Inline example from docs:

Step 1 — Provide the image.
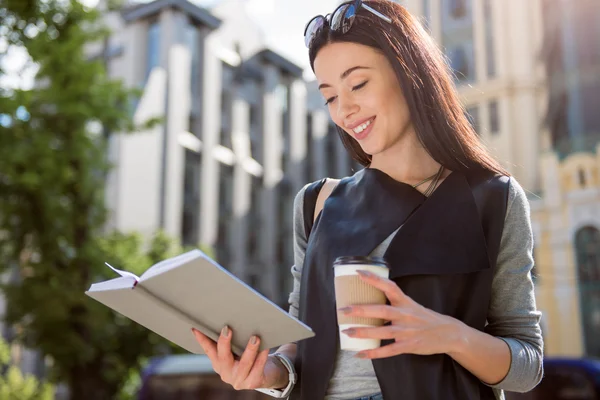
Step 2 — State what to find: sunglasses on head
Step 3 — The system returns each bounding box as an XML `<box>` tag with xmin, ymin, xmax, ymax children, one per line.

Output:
<box><xmin>303</xmin><ymin>0</ymin><xmax>392</xmax><ymax>48</ymax></box>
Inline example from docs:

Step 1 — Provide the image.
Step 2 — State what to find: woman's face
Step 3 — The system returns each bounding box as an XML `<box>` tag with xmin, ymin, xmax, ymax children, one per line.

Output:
<box><xmin>313</xmin><ymin>41</ymin><xmax>413</xmax><ymax>157</ymax></box>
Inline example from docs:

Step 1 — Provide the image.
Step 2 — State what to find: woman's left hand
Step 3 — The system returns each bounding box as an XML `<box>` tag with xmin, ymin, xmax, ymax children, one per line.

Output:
<box><xmin>339</xmin><ymin>270</ymin><xmax>464</xmax><ymax>360</ymax></box>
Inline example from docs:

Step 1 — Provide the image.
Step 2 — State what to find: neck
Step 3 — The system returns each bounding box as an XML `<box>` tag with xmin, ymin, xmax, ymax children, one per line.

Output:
<box><xmin>368</xmin><ymin>127</ymin><xmax>442</xmax><ymax>185</ymax></box>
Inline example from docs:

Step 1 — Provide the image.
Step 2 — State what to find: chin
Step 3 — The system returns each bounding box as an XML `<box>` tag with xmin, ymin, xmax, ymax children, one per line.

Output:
<box><xmin>357</xmin><ymin>142</ymin><xmax>383</xmax><ymax>158</ymax></box>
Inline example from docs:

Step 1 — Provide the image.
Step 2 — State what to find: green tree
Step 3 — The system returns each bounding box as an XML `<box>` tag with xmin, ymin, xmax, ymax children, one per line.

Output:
<box><xmin>0</xmin><ymin>337</ymin><xmax>54</xmax><ymax>400</ymax></box>
<box><xmin>0</xmin><ymin>1</ymin><xmax>185</xmax><ymax>399</ymax></box>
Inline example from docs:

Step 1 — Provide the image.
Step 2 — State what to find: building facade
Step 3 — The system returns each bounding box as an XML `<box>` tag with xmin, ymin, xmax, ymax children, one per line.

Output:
<box><xmin>403</xmin><ymin>0</ymin><xmax>547</xmax><ymax>192</ymax></box>
<box><xmin>99</xmin><ymin>0</ymin><xmax>354</xmax><ymax>309</ymax></box>
<box><xmin>528</xmin><ymin>0</ymin><xmax>600</xmax><ymax>358</ymax></box>
<box><xmin>532</xmin><ymin>149</ymin><xmax>600</xmax><ymax>358</ymax></box>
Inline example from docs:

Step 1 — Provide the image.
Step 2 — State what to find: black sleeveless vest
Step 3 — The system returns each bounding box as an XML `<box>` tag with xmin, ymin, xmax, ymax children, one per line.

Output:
<box><xmin>292</xmin><ymin>168</ymin><xmax>510</xmax><ymax>400</ymax></box>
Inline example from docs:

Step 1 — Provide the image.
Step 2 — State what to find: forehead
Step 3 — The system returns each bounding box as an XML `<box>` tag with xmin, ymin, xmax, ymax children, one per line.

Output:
<box><xmin>313</xmin><ymin>42</ymin><xmax>382</xmax><ymax>82</ymax></box>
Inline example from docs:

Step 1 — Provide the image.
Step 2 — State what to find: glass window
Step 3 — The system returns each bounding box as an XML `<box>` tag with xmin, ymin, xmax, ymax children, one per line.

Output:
<box><xmin>422</xmin><ymin>0</ymin><xmax>431</xmax><ymax>30</ymax></box>
<box><xmin>276</xmin><ymin>83</ymin><xmax>289</xmax><ymax>114</ymax></box>
<box><xmin>581</xmin><ymin>81</ymin><xmax>600</xmax><ymax>136</ymax></box>
<box><xmin>575</xmin><ymin>227</ymin><xmax>600</xmax><ymax>358</ymax></box>
<box><xmin>246</xmin><ymin>80</ymin><xmax>263</xmax><ymax>165</ymax></box>
<box><xmin>578</xmin><ymin>168</ymin><xmax>587</xmax><ymax>187</ymax></box>
<box><xmin>186</xmin><ymin>22</ymin><xmax>200</xmax><ymax>96</ymax></box>
<box><xmin>306</xmin><ymin>114</ymin><xmax>314</xmax><ymax>181</ymax></box>
<box><xmin>442</xmin><ymin>0</ymin><xmax>475</xmax><ymax>83</ymax></box>
<box><xmin>466</xmin><ymin>106</ymin><xmax>480</xmax><ymax>134</ymax></box>
<box><xmin>181</xmin><ymin>150</ymin><xmax>201</xmax><ymax>247</ymax></box>
<box><xmin>484</xmin><ymin>0</ymin><xmax>496</xmax><ymax>78</ymax></box>
<box><xmin>146</xmin><ymin>21</ymin><xmax>160</xmax><ymax>80</ymax></box>
<box><xmin>247</xmin><ymin>176</ymin><xmax>262</xmax><ymax>280</ymax></box>
<box><xmin>448</xmin><ymin>46</ymin><xmax>473</xmax><ymax>82</ymax></box>
<box><xmin>220</xmin><ymin>64</ymin><xmax>234</xmax><ymax>149</ymax></box>
<box><xmin>450</xmin><ymin>0</ymin><xmax>467</xmax><ymax>19</ymax></box>
<box><xmin>216</xmin><ymin>165</ymin><xmax>234</xmax><ymax>268</ymax></box>
<box><xmin>189</xmin><ymin>114</ymin><xmax>201</xmax><ymax>139</ymax></box>
<box><xmin>489</xmin><ymin>100</ymin><xmax>500</xmax><ymax>134</ymax></box>
<box><xmin>277</xmin><ymin>83</ymin><xmax>290</xmax><ymax>170</ymax></box>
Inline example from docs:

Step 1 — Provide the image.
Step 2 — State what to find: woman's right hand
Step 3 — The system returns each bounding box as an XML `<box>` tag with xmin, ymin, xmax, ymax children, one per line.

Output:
<box><xmin>192</xmin><ymin>326</ymin><xmax>286</xmax><ymax>391</ymax></box>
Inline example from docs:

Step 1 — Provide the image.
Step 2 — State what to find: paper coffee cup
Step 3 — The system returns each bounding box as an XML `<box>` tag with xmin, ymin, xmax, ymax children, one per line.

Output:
<box><xmin>333</xmin><ymin>256</ymin><xmax>389</xmax><ymax>351</ymax></box>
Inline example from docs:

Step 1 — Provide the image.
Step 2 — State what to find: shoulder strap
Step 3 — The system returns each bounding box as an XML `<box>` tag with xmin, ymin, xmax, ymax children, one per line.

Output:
<box><xmin>302</xmin><ymin>179</ymin><xmax>327</xmax><ymax>239</ymax></box>
<box><xmin>302</xmin><ymin>178</ymin><xmax>340</xmax><ymax>239</ymax></box>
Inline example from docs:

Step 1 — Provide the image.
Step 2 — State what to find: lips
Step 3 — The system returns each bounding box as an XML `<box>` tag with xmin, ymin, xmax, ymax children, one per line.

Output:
<box><xmin>351</xmin><ymin>117</ymin><xmax>375</xmax><ymax>141</ymax></box>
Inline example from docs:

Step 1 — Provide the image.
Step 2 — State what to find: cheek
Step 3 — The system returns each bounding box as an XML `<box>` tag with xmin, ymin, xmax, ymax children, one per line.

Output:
<box><xmin>327</xmin><ymin>105</ymin><xmax>345</xmax><ymax>130</ymax></box>
<box><xmin>385</xmin><ymin>90</ymin><xmax>410</xmax><ymax>123</ymax></box>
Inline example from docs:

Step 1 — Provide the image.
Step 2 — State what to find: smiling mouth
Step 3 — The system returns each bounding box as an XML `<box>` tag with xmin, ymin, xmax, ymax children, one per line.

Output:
<box><xmin>352</xmin><ymin>118</ymin><xmax>375</xmax><ymax>135</ymax></box>
<box><xmin>351</xmin><ymin>117</ymin><xmax>375</xmax><ymax>140</ymax></box>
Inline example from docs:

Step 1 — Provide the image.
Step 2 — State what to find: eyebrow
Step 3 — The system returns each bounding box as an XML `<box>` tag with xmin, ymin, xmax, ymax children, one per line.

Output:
<box><xmin>318</xmin><ymin>66</ymin><xmax>372</xmax><ymax>90</ymax></box>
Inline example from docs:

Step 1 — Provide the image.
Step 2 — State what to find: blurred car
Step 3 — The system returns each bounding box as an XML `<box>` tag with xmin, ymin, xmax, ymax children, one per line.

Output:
<box><xmin>138</xmin><ymin>354</ymin><xmax>600</xmax><ymax>400</ymax></box>
<box><xmin>137</xmin><ymin>354</ymin><xmax>271</xmax><ymax>400</ymax></box>
<box><xmin>506</xmin><ymin>357</ymin><xmax>600</xmax><ymax>400</ymax></box>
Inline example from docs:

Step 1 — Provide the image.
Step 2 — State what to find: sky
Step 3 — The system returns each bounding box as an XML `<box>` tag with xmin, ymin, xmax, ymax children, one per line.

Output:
<box><xmin>1</xmin><ymin>0</ymin><xmax>340</xmax><ymax>90</ymax></box>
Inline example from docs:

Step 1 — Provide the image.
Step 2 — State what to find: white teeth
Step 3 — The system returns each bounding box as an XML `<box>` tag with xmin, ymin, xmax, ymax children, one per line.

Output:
<box><xmin>353</xmin><ymin>119</ymin><xmax>372</xmax><ymax>134</ymax></box>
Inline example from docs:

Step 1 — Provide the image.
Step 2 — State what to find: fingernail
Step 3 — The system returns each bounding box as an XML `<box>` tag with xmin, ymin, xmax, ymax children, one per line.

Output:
<box><xmin>338</xmin><ymin>307</ymin><xmax>352</xmax><ymax>314</ymax></box>
<box><xmin>251</xmin><ymin>335</ymin><xmax>258</xmax><ymax>345</ymax></box>
<box><xmin>221</xmin><ymin>325</ymin><xmax>230</xmax><ymax>337</ymax></box>
<box><xmin>342</xmin><ymin>328</ymin><xmax>355</xmax><ymax>336</ymax></box>
<box><xmin>357</xmin><ymin>270</ymin><xmax>373</xmax><ymax>278</ymax></box>
<box><xmin>191</xmin><ymin>328</ymin><xmax>197</xmax><ymax>334</ymax></box>
<box><xmin>355</xmin><ymin>352</ymin><xmax>367</xmax><ymax>359</ymax></box>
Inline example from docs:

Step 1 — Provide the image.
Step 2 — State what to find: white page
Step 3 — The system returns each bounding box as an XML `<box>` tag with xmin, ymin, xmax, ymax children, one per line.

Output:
<box><xmin>105</xmin><ymin>262</ymin><xmax>139</xmax><ymax>281</ymax></box>
<box><xmin>88</xmin><ymin>276</ymin><xmax>137</xmax><ymax>292</ymax></box>
<box><xmin>139</xmin><ymin>249</ymin><xmax>204</xmax><ymax>282</ymax></box>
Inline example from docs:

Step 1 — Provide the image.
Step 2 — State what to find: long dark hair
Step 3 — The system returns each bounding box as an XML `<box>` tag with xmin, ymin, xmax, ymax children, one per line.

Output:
<box><xmin>309</xmin><ymin>0</ymin><xmax>509</xmax><ymax>176</ymax></box>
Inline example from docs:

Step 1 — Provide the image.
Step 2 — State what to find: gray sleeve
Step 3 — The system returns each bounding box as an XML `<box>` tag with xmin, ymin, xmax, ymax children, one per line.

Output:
<box><xmin>484</xmin><ymin>178</ymin><xmax>544</xmax><ymax>393</ymax></box>
<box><xmin>288</xmin><ymin>184</ymin><xmax>310</xmax><ymax>319</ymax></box>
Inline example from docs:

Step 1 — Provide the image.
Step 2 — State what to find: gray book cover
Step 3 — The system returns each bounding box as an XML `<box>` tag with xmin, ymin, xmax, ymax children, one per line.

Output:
<box><xmin>85</xmin><ymin>250</ymin><xmax>314</xmax><ymax>356</ymax></box>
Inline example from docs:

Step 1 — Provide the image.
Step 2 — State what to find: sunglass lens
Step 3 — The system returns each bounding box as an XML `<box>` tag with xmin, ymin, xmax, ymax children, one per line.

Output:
<box><xmin>304</xmin><ymin>16</ymin><xmax>325</xmax><ymax>47</ymax></box>
<box><xmin>331</xmin><ymin>4</ymin><xmax>356</xmax><ymax>34</ymax></box>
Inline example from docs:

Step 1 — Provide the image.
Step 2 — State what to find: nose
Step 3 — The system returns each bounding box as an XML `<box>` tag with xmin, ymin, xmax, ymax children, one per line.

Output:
<box><xmin>335</xmin><ymin>93</ymin><xmax>359</xmax><ymax>123</ymax></box>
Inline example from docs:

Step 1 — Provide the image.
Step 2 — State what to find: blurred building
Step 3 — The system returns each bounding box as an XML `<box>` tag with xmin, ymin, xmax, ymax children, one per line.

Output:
<box><xmin>96</xmin><ymin>0</ymin><xmax>355</xmax><ymax>308</ymax></box>
<box><xmin>403</xmin><ymin>0</ymin><xmax>546</xmax><ymax>192</ymax></box>
<box><xmin>528</xmin><ymin>0</ymin><xmax>600</xmax><ymax>359</ymax></box>
<box><xmin>533</xmin><ymin>149</ymin><xmax>600</xmax><ymax>358</ymax></box>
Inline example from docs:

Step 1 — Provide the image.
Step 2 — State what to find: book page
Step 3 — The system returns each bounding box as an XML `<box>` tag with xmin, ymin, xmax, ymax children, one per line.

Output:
<box><xmin>140</xmin><ymin>249</ymin><xmax>205</xmax><ymax>282</ymax></box>
<box><xmin>105</xmin><ymin>262</ymin><xmax>139</xmax><ymax>281</ymax></box>
<box><xmin>88</xmin><ymin>277</ymin><xmax>137</xmax><ymax>292</ymax></box>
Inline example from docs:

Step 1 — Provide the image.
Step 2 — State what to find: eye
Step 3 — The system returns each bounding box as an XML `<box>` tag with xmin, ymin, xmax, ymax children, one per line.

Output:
<box><xmin>352</xmin><ymin>81</ymin><xmax>368</xmax><ymax>91</ymax></box>
<box><xmin>324</xmin><ymin>96</ymin><xmax>337</xmax><ymax>105</ymax></box>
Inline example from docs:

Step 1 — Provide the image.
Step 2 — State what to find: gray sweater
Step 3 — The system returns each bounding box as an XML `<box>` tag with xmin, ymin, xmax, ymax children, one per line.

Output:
<box><xmin>288</xmin><ymin>177</ymin><xmax>544</xmax><ymax>400</ymax></box>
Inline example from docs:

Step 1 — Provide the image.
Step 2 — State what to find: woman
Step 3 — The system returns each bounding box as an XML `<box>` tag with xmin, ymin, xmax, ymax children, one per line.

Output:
<box><xmin>192</xmin><ymin>1</ymin><xmax>544</xmax><ymax>399</ymax></box>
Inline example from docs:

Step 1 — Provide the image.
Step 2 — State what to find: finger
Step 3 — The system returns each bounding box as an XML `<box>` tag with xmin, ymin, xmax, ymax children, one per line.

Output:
<box><xmin>339</xmin><ymin>304</ymin><xmax>402</xmax><ymax>321</ymax></box>
<box><xmin>192</xmin><ymin>328</ymin><xmax>219</xmax><ymax>364</ymax></box>
<box><xmin>355</xmin><ymin>340</ymin><xmax>408</xmax><ymax>360</ymax></box>
<box><xmin>356</xmin><ymin>270</ymin><xmax>409</xmax><ymax>305</ymax></box>
<box><xmin>217</xmin><ymin>326</ymin><xmax>235</xmax><ymax>379</ymax></box>
<box><xmin>342</xmin><ymin>325</ymin><xmax>401</xmax><ymax>340</ymax></box>
<box><xmin>245</xmin><ymin>349</ymin><xmax>270</xmax><ymax>389</ymax></box>
<box><xmin>232</xmin><ymin>336</ymin><xmax>261</xmax><ymax>389</ymax></box>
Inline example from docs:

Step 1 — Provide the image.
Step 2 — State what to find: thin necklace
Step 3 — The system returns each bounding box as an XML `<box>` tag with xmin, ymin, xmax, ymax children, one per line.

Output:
<box><xmin>423</xmin><ymin>165</ymin><xmax>445</xmax><ymax>197</ymax></box>
<box><xmin>412</xmin><ymin>166</ymin><xmax>443</xmax><ymax>189</ymax></box>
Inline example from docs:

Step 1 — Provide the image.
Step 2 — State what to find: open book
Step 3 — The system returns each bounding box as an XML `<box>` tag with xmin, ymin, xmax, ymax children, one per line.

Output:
<box><xmin>85</xmin><ymin>249</ymin><xmax>314</xmax><ymax>356</ymax></box>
